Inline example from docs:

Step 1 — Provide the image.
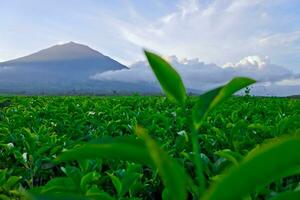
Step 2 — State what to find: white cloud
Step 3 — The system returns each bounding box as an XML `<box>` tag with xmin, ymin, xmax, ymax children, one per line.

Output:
<box><xmin>91</xmin><ymin>61</ymin><xmax>156</xmax><ymax>84</ymax></box>
<box><xmin>114</xmin><ymin>0</ymin><xmax>300</xmax><ymax>73</ymax></box>
<box><xmin>91</xmin><ymin>54</ymin><xmax>298</xmax><ymax>95</ymax></box>
<box><xmin>223</xmin><ymin>56</ymin><xmax>293</xmax><ymax>82</ymax></box>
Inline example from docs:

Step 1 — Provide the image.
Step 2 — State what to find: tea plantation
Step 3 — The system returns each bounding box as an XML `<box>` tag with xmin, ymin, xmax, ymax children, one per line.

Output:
<box><xmin>0</xmin><ymin>96</ymin><xmax>299</xmax><ymax>199</ymax></box>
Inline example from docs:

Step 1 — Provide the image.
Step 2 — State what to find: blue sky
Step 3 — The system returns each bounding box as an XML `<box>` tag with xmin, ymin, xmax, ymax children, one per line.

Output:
<box><xmin>1</xmin><ymin>0</ymin><xmax>300</xmax><ymax>74</ymax></box>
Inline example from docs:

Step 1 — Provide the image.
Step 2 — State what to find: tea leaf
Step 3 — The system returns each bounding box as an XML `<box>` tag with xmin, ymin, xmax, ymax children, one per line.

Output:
<box><xmin>136</xmin><ymin>125</ymin><xmax>188</xmax><ymax>200</ymax></box>
<box><xmin>41</xmin><ymin>177</ymin><xmax>76</xmax><ymax>194</ymax></box>
<box><xmin>268</xmin><ymin>190</ymin><xmax>300</xmax><ymax>200</ymax></box>
<box><xmin>193</xmin><ymin>77</ymin><xmax>256</xmax><ymax>128</ymax></box>
<box><xmin>144</xmin><ymin>50</ymin><xmax>187</xmax><ymax>105</ymax></box>
<box><xmin>108</xmin><ymin>173</ymin><xmax>122</xmax><ymax>196</ymax></box>
<box><xmin>55</xmin><ymin>137</ymin><xmax>153</xmax><ymax>166</ymax></box>
<box><xmin>4</xmin><ymin>176</ymin><xmax>21</xmax><ymax>189</ymax></box>
<box><xmin>86</xmin><ymin>187</ymin><xmax>116</xmax><ymax>200</ymax></box>
<box><xmin>28</xmin><ymin>193</ymin><xmax>90</xmax><ymax>200</ymax></box>
<box><xmin>203</xmin><ymin>136</ymin><xmax>300</xmax><ymax>200</ymax></box>
<box><xmin>80</xmin><ymin>171</ymin><xmax>100</xmax><ymax>192</ymax></box>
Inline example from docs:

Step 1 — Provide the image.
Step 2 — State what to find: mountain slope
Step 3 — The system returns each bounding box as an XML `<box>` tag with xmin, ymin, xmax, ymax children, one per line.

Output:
<box><xmin>0</xmin><ymin>42</ymin><xmax>126</xmax><ymax>70</ymax></box>
<box><xmin>0</xmin><ymin>42</ymin><xmax>127</xmax><ymax>83</ymax></box>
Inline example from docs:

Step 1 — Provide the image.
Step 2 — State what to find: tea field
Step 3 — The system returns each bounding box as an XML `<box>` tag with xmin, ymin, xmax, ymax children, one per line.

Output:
<box><xmin>0</xmin><ymin>96</ymin><xmax>300</xmax><ymax>199</ymax></box>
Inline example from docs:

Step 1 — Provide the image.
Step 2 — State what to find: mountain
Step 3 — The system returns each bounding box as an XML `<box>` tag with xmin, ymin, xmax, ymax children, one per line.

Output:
<box><xmin>1</xmin><ymin>42</ymin><xmax>126</xmax><ymax>71</ymax></box>
<box><xmin>0</xmin><ymin>42</ymin><xmax>151</xmax><ymax>94</ymax></box>
<box><xmin>0</xmin><ymin>42</ymin><xmax>127</xmax><ymax>82</ymax></box>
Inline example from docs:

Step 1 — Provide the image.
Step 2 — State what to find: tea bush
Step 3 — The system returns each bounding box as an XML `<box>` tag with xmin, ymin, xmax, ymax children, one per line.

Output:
<box><xmin>0</xmin><ymin>51</ymin><xmax>299</xmax><ymax>200</ymax></box>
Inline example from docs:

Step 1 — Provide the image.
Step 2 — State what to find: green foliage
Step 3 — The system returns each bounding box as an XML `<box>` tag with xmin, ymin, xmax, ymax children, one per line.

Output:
<box><xmin>1</xmin><ymin>95</ymin><xmax>299</xmax><ymax>199</ymax></box>
<box><xmin>135</xmin><ymin>125</ymin><xmax>189</xmax><ymax>200</ymax></box>
<box><xmin>0</xmin><ymin>169</ymin><xmax>22</xmax><ymax>199</ymax></box>
<box><xmin>41</xmin><ymin>177</ymin><xmax>77</xmax><ymax>193</ymax></box>
<box><xmin>27</xmin><ymin>193</ymin><xmax>92</xmax><ymax>200</ymax></box>
<box><xmin>203</xmin><ymin>136</ymin><xmax>300</xmax><ymax>200</ymax></box>
<box><xmin>53</xmin><ymin>127</ymin><xmax>190</xmax><ymax>200</ymax></box>
<box><xmin>0</xmin><ymin>50</ymin><xmax>299</xmax><ymax>200</ymax></box>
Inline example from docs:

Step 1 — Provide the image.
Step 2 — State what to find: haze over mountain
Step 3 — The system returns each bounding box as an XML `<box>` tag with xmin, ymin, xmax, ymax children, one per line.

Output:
<box><xmin>0</xmin><ymin>42</ymin><xmax>160</xmax><ymax>94</ymax></box>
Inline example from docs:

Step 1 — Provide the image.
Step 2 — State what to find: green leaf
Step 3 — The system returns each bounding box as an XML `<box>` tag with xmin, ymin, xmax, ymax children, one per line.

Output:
<box><xmin>268</xmin><ymin>190</ymin><xmax>300</xmax><ymax>200</ymax></box>
<box><xmin>60</xmin><ymin>166</ymin><xmax>81</xmax><ymax>189</ymax></box>
<box><xmin>144</xmin><ymin>50</ymin><xmax>187</xmax><ymax>105</ymax></box>
<box><xmin>78</xmin><ymin>160</ymin><xmax>90</xmax><ymax>173</ymax></box>
<box><xmin>279</xmin><ymin>165</ymin><xmax>300</xmax><ymax>178</ymax></box>
<box><xmin>192</xmin><ymin>87</ymin><xmax>222</xmax><ymax>126</ymax></box>
<box><xmin>0</xmin><ymin>169</ymin><xmax>8</xmax><ymax>186</ymax></box>
<box><xmin>108</xmin><ymin>173</ymin><xmax>122</xmax><ymax>196</ymax></box>
<box><xmin>119</xmin><ymin>164</ymin><xmax>142</xmax><ymax>197</ymax></box>
<box><xmin>135</xmin><ymin>125</ymin><xmax>188</xmax><ymax>200</ymax></box>
<box><xmin>4</xmin><ymin>176</ymin><xmax>21</xmax><ymax>189</ymax></box>
<box><xmin>203</xmin><ymin>136</ymin><xmax>300</xmax><ymax>200</ymax></box>
<box><xmin>55</xmin><ymin>137</ymin><xmax>154</xmax><ymax>166</ymax></box>
<box><xmin>80</xmin><ymin>171</ymin><xmax>100</xmax><ymax>192</ymax></box>
<box><xmin>162</xmin><ymin>188</ymin><xmax>170</xmax><ymax>200</ymax></box>
<box><xmin>56</xmin><ymin>132</ymin><xmax>188</xmax><ymax>200</ymax></box>
<box><xmin>0</xmin><ymin>194</ymin><xmax>10</xmax><ymax>200</ymax></box>
<box><xmin>193</xmin><ymin>77</ymin><xmax>256</xmax><ymax>128</ymax></box>
<box><xmin>119</xmin><ymin>172</ymin><xmax>140</xmax><ymax>197</ymax></box>
<box><xmin>27</xmin><ymin>193</ymin><xmax>90</xmax><ymax>200</ymax></box>
<box><xmin>86</xmin><ymin>187</ymin><xmax>116</xmax><ymax>200</ymax></box>
<box><xmin>41</xmin><ymin>177</ymin><xmax>76</xmax><ymax>194</ymax></box>
<box><xmin>214</xmin><ymin>149</ymin><xmax>243</xmax><ymax>166</ymax></box>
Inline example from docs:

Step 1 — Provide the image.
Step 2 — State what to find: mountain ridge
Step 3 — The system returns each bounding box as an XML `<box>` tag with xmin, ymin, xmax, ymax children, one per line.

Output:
<box><xmin>0</xmin><ymin>42</ymin><xmax>127</xmax><ymax>84</ymax></box>
<box><xmin>0</xmin><ymin>42</ymin><xmax>127</xmax><ymax>69</ymax></box>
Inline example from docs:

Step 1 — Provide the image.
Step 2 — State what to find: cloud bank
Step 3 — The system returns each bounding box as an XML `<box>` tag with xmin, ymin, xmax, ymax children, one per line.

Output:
<box><xmin>91</xmin><ymin>54</ymin><xmax>300</xmax><ymax>96</ymax></box>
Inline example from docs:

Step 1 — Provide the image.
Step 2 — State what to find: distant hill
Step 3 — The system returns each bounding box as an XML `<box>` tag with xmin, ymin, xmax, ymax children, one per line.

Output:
<box><xmin>0</xmin><ymin>42</ymin><xmax>153</xmax><ymax>94</ymax></box>
<box><xmin>0</xmin><ymin>42</ymin><xmax>127</xmax><ymax>82</ymax></box>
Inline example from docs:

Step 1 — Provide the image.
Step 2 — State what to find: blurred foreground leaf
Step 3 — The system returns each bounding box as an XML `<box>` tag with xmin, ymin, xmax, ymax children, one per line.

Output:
<box><xmin>145</xmin><ymin>50</ymin><xmax>187</xmax><ymax>105</ymax></box>
<box><xmin>135</xmin><ymin>125</ymin><xmax>189</xmax><ymax>200</ymax></box>
<box><xmin>203</xmin><ymin>136</ymin><xmax>300</xmax><ymax>200</ymax></box>
<box><xmin>55</xmin><ymin>137</ymin><xmax>153</xmax><ymax>166</ymax></box>
<box><xmin>193</xmin><ymin>77</ymin><xmax>256</xmax><ymax>128</ymax></box>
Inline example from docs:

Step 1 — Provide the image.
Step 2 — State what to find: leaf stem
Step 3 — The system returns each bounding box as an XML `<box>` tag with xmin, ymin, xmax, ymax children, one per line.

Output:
<box><xmin>191</xmin><ymin>123</ymin><xmax>206</xmax><ymax>196</ymax></box>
